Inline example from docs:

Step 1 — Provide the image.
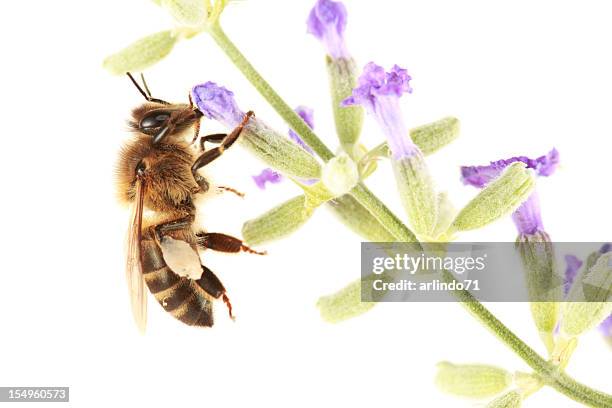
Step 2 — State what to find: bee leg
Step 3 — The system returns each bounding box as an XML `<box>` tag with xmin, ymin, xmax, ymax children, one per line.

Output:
<box><xmin>198</xmin><ymin>133</ymin><xmax>226</xmax><ymax>151</ymax></box>
<box><xmin>150</xmin><ymin>215</ymin><xmax>195</xmax><ymax>245</ymax></box>
<box><xmin>194</xmin><ymin>175</ymin><xmax>210</xmax><ymax>193</ymax></box>
<box><xmin>196</xmin><ymin>232</ymin><xmax>267</xmax><ymax>255</ymax></box>
<box><xmin>215</xmin><ymin>186</ymin><xmax>245</xmax><ymax>198</ymax></box>
<box><xmin>196</xmin><ymin>265</ymin><xmax>235</xmax><ymax>320</ymax></box>
<box><xmin>191</xmin><ymin>111</ymin><xmax>254</xmax><ymax>174</ymax></box>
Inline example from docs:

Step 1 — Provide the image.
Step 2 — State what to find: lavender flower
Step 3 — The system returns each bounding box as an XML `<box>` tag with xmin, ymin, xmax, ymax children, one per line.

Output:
<box><xmin>462</xmin><ymin>150</ymin><xmax>559</xmax><ymax>353</ymax></box>
<box><xmin>191</xmin><ymin>82</ymin><xmax>322</xmax><ymax>180</ymax></box>
<box><xmin>289</xmin><ymin>106</ymin><xmax>315</xmax><ymax>154</ymax></box>
<box><xmin>252</xmin><ymin>168</ymin><xmax>283</xmax><ymax>190</ymax></box>
<box><xmin>460</xmin><ymin>149</ymin><xmax>559</xmax><ymax>236</ymax></box>
<box><xmin>306</xmin><ymin>0</ymin><xmax>349</xmax><ymax>59</ymax></box>
<box><xmin>343</xmin><ymin>63</ymin><xmax>416</xmax><ymax>160</ymax></box>
<box><xmin>191</xmin><ymin>81</ymin><xmax>244</xmax><ymax>127</ymax></box>
<box><xmin>461</xmin><ymin>149</ymin><xmax>559</xmax><ymax>188</ymax></box>
<box><xmin>564</xmin><ymin>255</ymin><xmax>583</xmax><ymax>296</ymax></box>
<box><xmin>600</xmin><ymin>315</ymin><xmax>612</xmax><ymax>346</ymax></box>
<box><xmin>343</xmin><ymin>62</ymin><xmax>437</xmax><ymax>237</ymax></box>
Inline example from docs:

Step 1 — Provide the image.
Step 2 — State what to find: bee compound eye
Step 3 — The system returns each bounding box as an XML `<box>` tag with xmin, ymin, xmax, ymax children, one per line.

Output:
<box><xmin>139</xmin><ymin>111</ymin><xmax>171</xmax><ymax>130</ymax></box>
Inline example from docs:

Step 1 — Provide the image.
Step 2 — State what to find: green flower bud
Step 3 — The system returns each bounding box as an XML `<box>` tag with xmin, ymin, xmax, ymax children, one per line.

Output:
<box><xmin>241</xmin><ymin>195</ymin><xmax>312</xmax><ymax>245</ymax></box>
<box><xmin>451</xmin><ymin>162</ymin><xmax>535</xmax><ymax>232</ymax></box>
<box><xmin>392</xmin><ymin>152</ymin><xmax>438</xmax><ymax>238</ymax></box>
<box><xmin>516</xmin><ymin>232</ymin><xmax>563</xmax><ymax>354</ymax></box>
<box><xmin>103</xmin><ymin>30</ymin><xmax>179</xmax><ymax>75</ymax></box>
<box><xmin>326</xmin><ymin>57</ymin><xmax>364</xmax><ymax>154</ymax></box>
<box><xmin>431</xmin><ymin>192</ymin><xmax>457</xmax><ymax>241</ymax></box>
<box><xmin>326</xmin><ymin>195</ymin><xmax>396</xmax><ymax>242</ymax></box>
<box><xmin>317</xmin><ymin>279</ymin><xmax>375</xmax><ymax>323</ymax></box>
<box><xmin>410</xmin><ymin>117</ymin><xmax>460</xmax><ymax>156</ymax></box>
<box><xmin>513</xmin><ymin>372</ymin><xmax>543</xmax><ymax>397</ymax></box>
<box><xmin>241</xmin><ymin>121</ymin><xmax>322</xmax><ymax>180</ymax></box>
<box><xmin>360</xmin><ymin>116</ymin><xmax>460</xmax><ymax>168</ymax></box>
<box><xmin>486</xmin><ymin>391</ymin><xmax>522</xmax><ymax>408</ymax></box>
<box><xmin>161</xmin><ymin>0</ymin><xmax>207</xmax><ymax>27</ymax></box>
<box><xmin>321</xmin><ymin>153</ymin><xmax>359</xmax><ymax>197</ymax></box>
<box><xmin>561</xmin><ymin>252</ymin><xmax>612</xmax><ymax>337</ymax></box>
<box><xmin>435</xmin><ymin>362</ymin><xmax>512</xmax><ymax>398</ymax></box>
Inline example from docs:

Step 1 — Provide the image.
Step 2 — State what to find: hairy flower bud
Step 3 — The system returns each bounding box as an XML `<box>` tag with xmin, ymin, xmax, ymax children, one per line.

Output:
<box><xmin>327</xmin><ymin>195</ymin><xmax>395</xmax><ymax>242</ymax></box>
<box><xmin>452</xmin><ymin>163</ymin><xmax>535</xmax><ymax>232</ymax></box>
<box><xmin>161</xmin><ymin>0</ymin><xmax>207</xmax><ymax>27</ymax></box>
<box><xmin>561</xmin><ymin>252</ymin><xmax>612</xmax><ymax>337</ymax></box>
<box><xmin>103</xmin><ymin>31</ymin><xmax>179</xmax><ymax>75</ymax></box>
<box><xmin>410</xmin><ymin>117</ymin><xmax>460</xmax><ymax>156</ymax></box>
<box><xmin>241</xmin><ymin>196</ymin><xmax>312</xmax><ymax>245</ymax></box>
<box><xmin>321</xmin><ymin>153</ymin><xmax>359</xmax><ymax>197</ymax></box>
<box><xmin>486</xmin><ymin>391</ymin><xmax>522</xmax><ymax>408</ymax></box>
<box><xmin>317</xmin><ymin>280</ymin><xmax>375</xmax><ymax>323</ymax></box>
<box><xmin>516</xmin><ymin>232</ymin><xmax>563</xmax><ymax>354</ymax></box>
<box><xmin>327</xmin><ymin>57</ymin><xmax>364</xmax><ymax>153</ymax></box>
<box><xmin>435</xmin><ymin>362</ymin><xmax>512</xmax><ymax>398</ymax></box>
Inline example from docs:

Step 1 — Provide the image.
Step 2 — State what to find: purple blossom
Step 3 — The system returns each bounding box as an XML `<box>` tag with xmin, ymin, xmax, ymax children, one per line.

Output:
<box><xmin>599</xmin><ymin>315</ymin><xmax>612</xmax><ymax>345</ymax></box>
<box><xmin>460</xmin><ymin>149</ymin><xmax>559</xmax><ymax>235</ymax></box>
<box><xmin>288</xmin><ymin>106</ymin><xmax>315</xmax><ymax>154</ymax></box>
<box><xmin>342</xmin><ymin>62</ymin><xmax>416</xmax><ymax>160</ymax></box>
<box><xmin>461</xmin><ymin>149</ymin><xmax>560</xmax><ymax>188</ymax></box>
<box><xmin>511</xmin><ymin>193</ymin><xmax>544</xmax><ymax>236</ymax></box>
<box><xmin>563</xmin><ymin>254</ymin><xmax>583</xmax><ymax>295</ymax></box>
<box><xmin>252</xmin><ymin>168</ymin><xmax>283</xmax><ymax>190</ymax></box>
<box><xmin>191</xmin><ymin>82</ymin><xmax>244</xmax><ymax>126</ymax></box>
<box><xmin>307</xmin><ymin>0</ymin><xmax>349</xmax><ymax>59</ymax></box>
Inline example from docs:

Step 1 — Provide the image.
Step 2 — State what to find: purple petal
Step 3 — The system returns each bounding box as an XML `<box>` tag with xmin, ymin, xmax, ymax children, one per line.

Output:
<box><xmin>191</xmin><ymin>82</ymin><xmax>244</xmax><ymax>126</ymax></box>
<box><xmin>252</xmin><ymin>168</ymin><xmax>283</xmax><ymax>190</ymax></box>
<box><xmin>600</xmin><ymin>243</ymin><xmax>612</xmax><ymax>254</ymax></box>
<box><xmin>288</xmin><ymin>106</ymin><xmax>315</xmax><ymax>154</ymax></box>
<box><xmin>342</xmin><ymin>62</ymin><xmax>413</xmax><ymax>111</ymax></box>
<box><xmin>599</xmin><ymin>314</ymin><xmax>612</xmax><ymax>345</ymax></box>
<box><xmin>511</xmin><ymin>193</ymin><xmax>544</xmax><ymax>235</ymax></box>
<box><xmin>460</xmin><ymin>148</ymin><xmax>560</xmax><ymax>188</ymax></box>
<box><xmin>307</xmin><ymin>0</ymin><xmax>349</xmax><ymax>58</ymax></box>
<box><xmin>563</xmin><ymin>254</ymin><xmax>583</xmax><ymax>296</ymax></box>
<box><xmin>342</xmin><ymin>62</ymin><xmax>416</xmax><ymax>160</ymax></box>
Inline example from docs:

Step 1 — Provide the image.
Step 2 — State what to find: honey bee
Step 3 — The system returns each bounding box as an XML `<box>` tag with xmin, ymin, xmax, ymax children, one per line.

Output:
<box><xmin>116</xmin><ymin>73</ymin><xmax>264</xmax><ymax>332</ymax></box>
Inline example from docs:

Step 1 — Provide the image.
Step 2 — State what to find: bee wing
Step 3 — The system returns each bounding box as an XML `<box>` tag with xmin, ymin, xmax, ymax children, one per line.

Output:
<box><xmin>126</xmin><ymin>177</ymin><xmax>147</xmax><ymax>333</ymax></box>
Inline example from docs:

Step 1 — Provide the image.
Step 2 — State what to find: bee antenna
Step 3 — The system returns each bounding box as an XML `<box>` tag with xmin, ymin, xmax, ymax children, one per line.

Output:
<box><xmin>126</xmin><ymin>72</ymin><xmax>150</xmax><ymax>101</ymax></box>
<box><xmin>126</xmin><ymin>72</ymin><xmax>171</xmax><ymax>105</ymax></box>
<box><xmin>140</xmin><ymin>73</ymin><xmax>153</xmax><ymax>99</ymax></box>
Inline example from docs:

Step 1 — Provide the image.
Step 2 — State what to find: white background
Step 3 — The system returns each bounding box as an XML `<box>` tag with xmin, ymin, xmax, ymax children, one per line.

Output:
<box><xmin>1</xmin><ymin>0</ymin><xmax>611</xmax><ymax>407</ymax></box>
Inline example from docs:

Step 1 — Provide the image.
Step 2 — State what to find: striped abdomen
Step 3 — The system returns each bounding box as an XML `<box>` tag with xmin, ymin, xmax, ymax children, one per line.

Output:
<box><xmin>140</xmin><ymin>238</ymin><xmax>214</xmax><ymax>327</ymax></box>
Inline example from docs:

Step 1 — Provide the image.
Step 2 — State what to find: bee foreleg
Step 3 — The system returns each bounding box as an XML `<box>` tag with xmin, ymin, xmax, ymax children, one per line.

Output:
<box><xmin>196</xmin><ymin>232</ymin><xmax>266</xmax><ymax>255</ymax></box>
<box><xmin>190</xmin><ymin>111</ymin><xmax>254</xmax><ymax>174</ymax></box>
<box><xmin>198</xmin><ymin>133</ymin><xmax>227</xmax><ymax>151</ymax></box>
<box><xmin>196</xmin><ymin>265</ymin><xmax>235</xmax><ymax>320</ymax></box>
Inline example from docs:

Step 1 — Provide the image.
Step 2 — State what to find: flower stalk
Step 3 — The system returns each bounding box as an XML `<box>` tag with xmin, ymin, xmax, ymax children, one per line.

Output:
<box><xmin>207</xmin><ymin>24</ymin><xmax>612</xmax><ymax>405</ymax></box>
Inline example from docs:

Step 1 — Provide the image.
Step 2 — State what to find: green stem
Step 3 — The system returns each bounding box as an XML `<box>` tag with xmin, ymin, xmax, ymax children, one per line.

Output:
<box><xmin>208</xmin><ymin>23</ymin><xmax>334</xmax><ymax>162</ymax></box>
<box><xmin>444</xmin><ymin>270</ymin><xmax>612</xmax><ymax>408</ymax></box>
<box><xmin>349</xmin><ymin>183</ymin><xmax>417</xmax><ymax>242</ymax></box>
<box><xmin>208</xmin><ymin>21</ymin><xmax>612</xmax><ymax>407</ymax></box>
